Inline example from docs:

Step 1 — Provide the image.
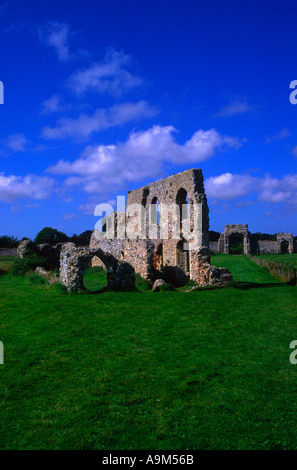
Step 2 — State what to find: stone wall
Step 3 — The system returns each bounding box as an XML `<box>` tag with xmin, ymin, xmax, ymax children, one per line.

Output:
<box><xmin>60</xmin><ymin>242</ymin><xmax>135</xmax><ymax>291</ymax></box>
<box><xmin>209</xmin><ymin>241</ymin><xmax>219</xmax><ymax>254</ymax></box>
<box><xmin>90</xmin><ymin>168</ymin><xmax>232</xmax><ymax>288</ymax></box>
<box><xmin>17</xmin><ymin>239</ymin><xmax>60</xmax><ymax>269</ymax></box>
<box><xmin>219</xmin><ymin>224</ymin><xmax>250</xmax><ymax>254</ymax></box>
<box><xmin>252</xmin><ymin>240</ymin><xmax>278</xmax><ymax>254</ymax></box>
<box><xmin>214</xmin><ymin>226</ymin><xmax>295</xmax><ymax>255</ymax></box>
<box><xmin>0</xmin><ymin>248</ymin><xmax>17</xmax><ymax>257</ymax></box>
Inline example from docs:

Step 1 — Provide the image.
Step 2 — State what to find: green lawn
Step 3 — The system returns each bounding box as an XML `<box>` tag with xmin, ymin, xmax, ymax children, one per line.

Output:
<box><xmin>249</xmin><ymin>253</ymin><xmax>297</xmax><ymax>270</ymax></box>
<box><xmin>0</xmin><ymin>256</ymin><xmax>297</xmax><ymax>450</ymax></box>
<box><xmin>0</xmin><ymin>256</ymin><xmax>17</xmax><ymax>273</ymax></box>
<box><xmin>210</xmin><ymin>254</ymin><xmax>282</xmax><ymax>283</ymax></box>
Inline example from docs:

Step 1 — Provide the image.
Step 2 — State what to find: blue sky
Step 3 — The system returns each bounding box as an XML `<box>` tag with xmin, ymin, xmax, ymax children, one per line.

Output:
<box><xmin>1</xmin><ymin>0</ymin><xmax>297</xmax><ymax>239</ymax></box>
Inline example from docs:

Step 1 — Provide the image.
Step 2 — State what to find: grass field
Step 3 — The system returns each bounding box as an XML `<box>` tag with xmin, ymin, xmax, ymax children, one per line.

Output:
<box><xmin>0</xmin><ymin>255</ymin><xmax>297</xmax><ymax>450</ymax></box>
<box><xmin>0</xmin><ymin>256</ymin><xmax>17</xmax><ymax>274</ymax></box>
<box><xmin>250</xmin><ymin>253</ymin><xmax>297</xmax><ymax>270</ymax></box>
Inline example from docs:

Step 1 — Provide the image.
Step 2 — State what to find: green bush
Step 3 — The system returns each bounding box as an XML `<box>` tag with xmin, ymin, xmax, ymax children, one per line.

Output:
<box><xmin>158</xmin><ymin>283</ymin><xmax>176</xmax><ymax>292</ymax></box>
<box><xmin>135</xmin><ymin>273</ymin><xmax>151</xmax><ymax>291</ymax></box>
<box><xmin>52</xmin><ymin>283</ymin><xmax>68</xmax><ymax>294</ymax></box>
<box><xmin>12</xmin><ymin>253</ymin><xmax>48</xmax><ymax>276</ymax></box>
<box><xmin>27</xmin><ymin>273</ymin><xmax>48</xmax><ymax>286</ymax></box>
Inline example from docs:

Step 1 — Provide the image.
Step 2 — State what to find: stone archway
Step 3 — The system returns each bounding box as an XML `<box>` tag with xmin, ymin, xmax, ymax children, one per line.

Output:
<box><xmin>219</xmin><ymin>224</ymin><xmax>250</xmax><ymax>254</ymax></box>
<box><xmin>280</xmin><ymin>240</ymin><xmax>289</xmax><ymax>254</ymax></box>
<box><xmin>59</xmin><ymin>243</ymin><xmax>135</xmax><ymax>291</ymax></box>
<box><xmin>277</xmin><ymin>233</ymin><xmax>294</xmax><ymax>254</ymax></box>
<box><xmin>228</xmin><ymin>232</ymin><xmax>244</xmax><ymax>254</ymax></box>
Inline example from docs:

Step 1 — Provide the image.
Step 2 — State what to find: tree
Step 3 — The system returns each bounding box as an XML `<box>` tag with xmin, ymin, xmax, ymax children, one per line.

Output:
<box><xmin>34</xmin><ymin>227</ymin><xmax>69</xmax><ymax>246</ymax></box>
<box><xmin>0</xmin><ymin>235</ymin><xmax>19</xmax><ymax>248</ymax></box>
<box><xmin>70</xmin><ymin>230</ymin><xmax>92</xmax><ymax>246</ymax></box>
<box><xmin>251</xmin><ymin>232</ymin><xmax>277</xmax><ymax>241</ymax></box>
<box><xmin>209</xmin><ymin>230</ymin><xmax>220</xmax><ymax>242</ymax></box>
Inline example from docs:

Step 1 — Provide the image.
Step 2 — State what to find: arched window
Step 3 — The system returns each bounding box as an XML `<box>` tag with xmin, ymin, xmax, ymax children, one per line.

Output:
<box><xmin>141</xmin><ymin>188</ymin><xmax>149</xmax><ymax>207</ymax></box>
<box><xmin>176</xmin><ymin>188</ymin><xmax>189</xmax><ymax>237</ymax></box>
<box><xmin>150</xmin><ymin>196</ymin><xmax>159</xmax><ymax>224</ymax></box>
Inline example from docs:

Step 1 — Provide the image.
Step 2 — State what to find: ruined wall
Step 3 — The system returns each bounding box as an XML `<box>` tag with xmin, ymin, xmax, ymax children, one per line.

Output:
<box><xmin>277</xmin><ymin>233</ymin><xmax>294</xmax><ymax>254</ymax></box>
<box><xmin>252</xmin><ymin>240</ymin><xmax>278</xmax><ymax>254</ymax></box>
<box><xmin>215</xmin><ymin>229</ymin><xmax>295</xmax><ymax>255</ymax></box>
<box><xmin>90</xmin><ymin>168</ymin><xmax>232</xmax><ymax>288</ymax></box>
<box><xmin>0</xmin><ymin>248</ymin><xmax>17</xmax><ymax>257</ymax></box>
<box><xmin>209</xmin><ymin>241</ymin><xmax>219</xmax><ymax>254</ymax></box>
<box><xmin>126</xmin><ymin>168</ymin><xmax>209</xmax><ymax>247</ymax></box>
<box><xmin>60</xmin><ymin>242</ymin><xmax>135</xmax><ymax>291</ymax></box>
<box><xmin>90</xmin><ymin>230</ymin><xmax>125</xmax><ymax>270</ymax></box>
<box><xmin>219</xmin><ymin>224</ymin><xmax>250</xmax><ymax>254</ymax></box>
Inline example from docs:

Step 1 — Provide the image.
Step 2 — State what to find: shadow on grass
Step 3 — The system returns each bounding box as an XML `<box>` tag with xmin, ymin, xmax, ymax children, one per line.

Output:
<box><xmin>86</xmin><ymin>286</ymin><xmax>140</xmax><ymax>294</ymax></box>
<box><xmin>232</xmin><ymin>280</ymin><xmax>290</xmax><ymax>290</ymax></box>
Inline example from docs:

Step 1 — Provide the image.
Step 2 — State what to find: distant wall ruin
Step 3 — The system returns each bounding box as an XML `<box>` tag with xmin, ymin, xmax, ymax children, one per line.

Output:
<box><xmin>210</xmin><ymin>225</ymin><xmax>296</xmax><ymax>255</ymax></box>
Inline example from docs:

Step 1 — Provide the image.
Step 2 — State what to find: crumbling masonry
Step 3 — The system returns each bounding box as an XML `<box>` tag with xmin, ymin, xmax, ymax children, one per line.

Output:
<box><xmin>209</xmin><ymin>224</ymin><xmax>296</xmax><ymax>255</ymax></box>
<box><xmin>89</xmin><ymin>169</ymin><xmax>232</xmax><ymax>290</ymax></box>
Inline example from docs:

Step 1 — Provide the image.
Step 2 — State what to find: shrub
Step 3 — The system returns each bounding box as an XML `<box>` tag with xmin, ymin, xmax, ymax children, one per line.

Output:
<box><xmin>135</xmin><ymin>273</ymin><xmax>151</xmax><ymax>291</ymax></box>
<box><xmin>52</xmin><ymin>283</ymin><xmax>68</xmax><ymax>294</ymax></box>
<box><xmin>12</xmin><ymin>253</ymin><xmax>48</xmax><ymax>276</ymax></box>
<box><xmin>27</xmin><ymin>274</ymin><xmax>48</xmax><ymax>286</ymax></box>
<box><xmin>183</xmin><ymin>279</ymin><xmax>197</xmax><ymax>288</ymax></box>
<box><xmin>158</xmin><ymin>283</ymin><xmax>176</xmax><ymax>292</ymax></box>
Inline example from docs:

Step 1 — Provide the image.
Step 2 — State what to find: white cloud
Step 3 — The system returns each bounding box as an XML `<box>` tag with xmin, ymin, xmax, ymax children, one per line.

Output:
<box><xmin>62</xmin><ymin>213</ymin><xmax>76</xmax><ymax>220</ymax></box>
<box><xmin>41</xmin><ymin>95</ymin><xmax>65</xmax><ymax>114</ymax></box>
<box><xmin>38</xmin><ymin>21</ymin><xmax>71</xmax><ymax>61</ymax></box>
<box><xmin>0</xmin><ymin>172</ymin><xmax>55</xmax><ymax>203</ymax></box>
<box><xmin>47</xmin><ymin>126</ymin><xmax>242</xmax><ymax>194</ymax></box>
<box><xmin>291</xmin><ymin>145</ymin><xmax>297</xmax><ymax>157</ymax></box>
<box><xmin>78</xmin><ymin>202</ymin><xmax>97</xmax><ymax>215</ymax></box>
<box><xmin>41</xmin><ymin>101</ymin><xmax>158</xmax><ymax>140</ymax></box>
<box><xmin>205</xmin><ymin>172</ymin><xmax>297</xmax><ymax>204</ymax></box>
<box><xmin>265</xmin><ymin>128</ymin><xmax>291</xmax><ymax>143</ymax></box>
<box><xmin>213</xmin><ymin>100</ymin><xmax>253</xmax><ymax>118</ymax></box>
<box><xmin>7</xmin><ymin>133</ymin><xmax>29</xmax><ymax>152</ymax></box>
<box><xmin>78</xmin><ymin>199</ymin><xmax>116</xmax><ymax>215</ymax></box>
<box><xmin>67</xmin><ymin>48</ymin><xmax>143</xmax><ymax>96</ymax></box>
<box><xmin>205</xmin><ymin>173</ymin><xmax>257</xmax><ymax>200</ymax></box>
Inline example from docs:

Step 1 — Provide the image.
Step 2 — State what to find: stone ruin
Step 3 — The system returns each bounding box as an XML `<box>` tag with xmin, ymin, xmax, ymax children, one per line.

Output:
<box><xmin>90</xmin><ymin>168</ymin><xmax>232</xmax><ymax>290</ymax></box>
<box><xmin>59</xmin><ymin>243</ymin><xmax>135</xmax><ymax>291</ymax></box>
<box><xmin>210</xmin><ymin>224</ymin><xmax>296</xmax><ymax>255</ymax></box>
<box><xmin>16</xmin><ymin>169</ymin><xmax>297</xmax><ymax>291</ymax></box>
<box><xmin>219</xmin><ymin>224</ymin><xmax>250</xmax><ymax>254</ymax></box>
<box><xmin>17</xmin><ymin>238</ymin><xmax>61</xmax><ymax>269</ymax></box>
<box><xmin>16</xmin><ymin>169</ymin><xmax>233</xmax><ymax>291</ymax></box>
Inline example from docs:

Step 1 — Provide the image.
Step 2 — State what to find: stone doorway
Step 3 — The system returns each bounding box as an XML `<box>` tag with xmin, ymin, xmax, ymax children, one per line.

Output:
<box><xmin>228</xmin><ymin>233</ymin><xmax>244</xmax><ymax>254</ymax></box>
<box><xmin>280</xmin><ymin>240</ymin><xmax>289</xmax><ymax>254</ymax></box>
